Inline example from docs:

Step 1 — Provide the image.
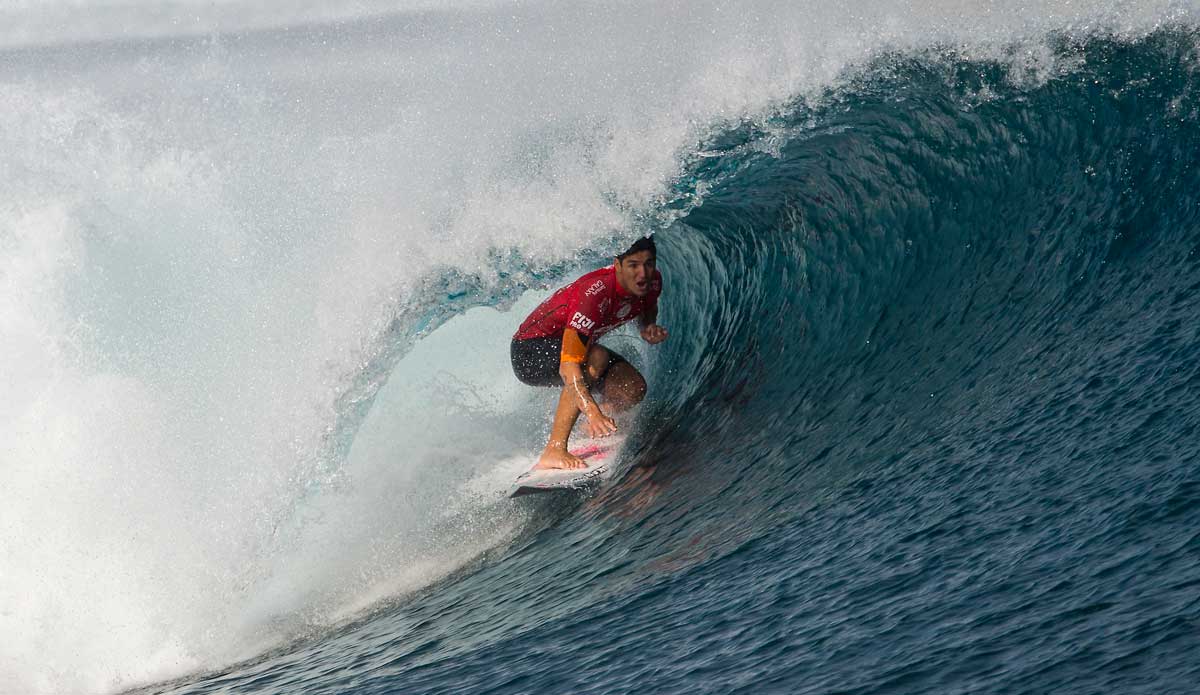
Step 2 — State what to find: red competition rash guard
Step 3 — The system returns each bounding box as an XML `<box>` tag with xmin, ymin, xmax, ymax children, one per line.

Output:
<box><xmin>513</xmin><ymin>265</ymin><xmax>662</xmax><ymax>363</ymax></box>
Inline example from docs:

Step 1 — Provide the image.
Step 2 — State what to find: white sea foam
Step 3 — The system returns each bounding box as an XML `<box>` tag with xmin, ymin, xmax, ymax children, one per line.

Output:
<box><xmin>0</xmin><ymin>1</ymin><xmax>1195</xmax><ymax>692</ymax></box>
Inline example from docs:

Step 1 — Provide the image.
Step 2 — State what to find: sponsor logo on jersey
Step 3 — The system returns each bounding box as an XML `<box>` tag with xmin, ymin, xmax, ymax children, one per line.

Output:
<box><xmin>570</xmin><ymin>311</ymin><xmax>596</xmax><ymax>331</ymax></box>
<box><xmin>599</xmin><ymin>298</ymin><xmax>612</xmax><ymax>314</ymax></box>
<box><xmin>616</xmin><ymin>303</ymin><xmax>632</xmax><ymax>319</ymax></box>
<box><xmin>585</xmin><ymin>279</ymin><xmax>606</xmax><ymax>297</ymax></box>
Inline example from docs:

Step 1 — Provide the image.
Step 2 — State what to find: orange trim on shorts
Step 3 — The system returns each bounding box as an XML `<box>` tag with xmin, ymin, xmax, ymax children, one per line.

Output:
<box><xmin>560</xmin><ymin>328</ymin><xmax>588</xmax><ymax>364</ymax></box>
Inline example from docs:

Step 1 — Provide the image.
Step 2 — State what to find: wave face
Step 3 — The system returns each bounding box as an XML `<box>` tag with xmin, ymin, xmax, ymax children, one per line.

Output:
<box><xmin>4</xmin><ymin>2</ymin><xmax>1200</xmax><ymax>694</ymax></box>
<box><xmin>157</xmin><ymin>28</ymin><xmax>1200</xmax><ymax>695</ymax></box>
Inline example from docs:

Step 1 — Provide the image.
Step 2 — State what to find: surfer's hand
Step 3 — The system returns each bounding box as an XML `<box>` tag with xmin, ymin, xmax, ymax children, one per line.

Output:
<box><xmin>584</xmin><ymin>411</ymin><xmax>618</xmax><ymax>438</ymax></box>
<box><xmin>640</xmin><ymin>324</ymin><xmax>668</xmax><ymax>344</ymax></box>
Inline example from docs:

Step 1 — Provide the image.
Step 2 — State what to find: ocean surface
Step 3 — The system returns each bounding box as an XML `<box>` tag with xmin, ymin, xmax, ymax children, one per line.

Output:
<box><xmin>4</xmin><ymin>2</ymin><xmax>1200</xmax><ymax>694</ymax></box>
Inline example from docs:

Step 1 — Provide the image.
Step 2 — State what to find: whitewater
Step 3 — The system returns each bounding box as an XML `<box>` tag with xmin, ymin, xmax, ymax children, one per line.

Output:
<box><xmin>3</xmin><ymin>1</ymin><xmax>1200</xmax><ymax>693</ymax></box>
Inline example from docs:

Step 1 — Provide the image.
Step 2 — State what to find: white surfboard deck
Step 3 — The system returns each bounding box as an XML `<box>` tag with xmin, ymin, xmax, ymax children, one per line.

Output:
<box><xmin>509</xmin><ymin>439</ymin><xmax>622</xmax><ymax>497</ymax></box>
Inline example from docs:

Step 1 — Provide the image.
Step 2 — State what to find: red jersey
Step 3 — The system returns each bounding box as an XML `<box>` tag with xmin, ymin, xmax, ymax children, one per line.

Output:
<box><xmin>514</xmin><ymin>265</ymin><xmax>663</xmax><ymax>343</ymax></box>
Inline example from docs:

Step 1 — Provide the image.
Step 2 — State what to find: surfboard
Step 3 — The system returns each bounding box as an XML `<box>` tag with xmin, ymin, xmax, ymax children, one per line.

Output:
<box><xmin>508</xmin><ymin>439</ymin><xmax>621</xmax><ymax>497</ymax></box>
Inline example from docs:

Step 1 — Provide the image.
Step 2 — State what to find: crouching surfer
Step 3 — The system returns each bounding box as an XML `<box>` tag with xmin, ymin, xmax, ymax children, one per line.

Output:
<box><xmin>510</xmin><ymin>237</ymin><xmax>668</xmax><ymax>470</ymax></box>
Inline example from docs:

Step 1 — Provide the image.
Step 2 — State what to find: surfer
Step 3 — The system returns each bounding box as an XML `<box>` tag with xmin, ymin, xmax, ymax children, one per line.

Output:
<box><xmin>511</xmin><ymin>237</ymin><xmax>667</xmax><ymax>470</ymax></box>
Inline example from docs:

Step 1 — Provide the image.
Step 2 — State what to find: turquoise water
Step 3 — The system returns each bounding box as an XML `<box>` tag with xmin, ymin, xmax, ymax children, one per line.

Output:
<box><xmin>164</xmin><ymin>29</ymin><xmax>1200</xmax><ymax>695</ymax></box>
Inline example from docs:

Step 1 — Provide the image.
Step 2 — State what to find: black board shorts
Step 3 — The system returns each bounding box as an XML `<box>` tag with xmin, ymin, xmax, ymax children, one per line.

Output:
<box><xmin>510</xmin><ymin>335</ymin><xmax>627</xmax><ymax>391</ymax></box>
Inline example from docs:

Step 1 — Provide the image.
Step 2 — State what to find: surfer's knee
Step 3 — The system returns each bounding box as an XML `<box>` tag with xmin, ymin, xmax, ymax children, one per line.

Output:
<box><xmin>604</xmin><ymin>363</ymin><xmax>646</xmax><ymax>409</ymax></box>
<box><xmin>584</xmin><ymin>361</ymin><xmax>606</xmax><ymax>385</ymax></box>
<box><xmin>626</xmin><ymin>370</ymin><xmax>647</xmax><ymax>403</ymax></box>
<box><xmin>583</xmin><ymin>344</ymin><xmax>611</xmax><ymax>385</ymax></box>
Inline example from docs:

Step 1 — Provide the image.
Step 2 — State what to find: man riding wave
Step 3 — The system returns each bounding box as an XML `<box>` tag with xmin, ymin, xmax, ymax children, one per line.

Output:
<box><xmin>510</xmin><ymin>237</ymin><xmax>667</xmax><ymax>470</ymax></box>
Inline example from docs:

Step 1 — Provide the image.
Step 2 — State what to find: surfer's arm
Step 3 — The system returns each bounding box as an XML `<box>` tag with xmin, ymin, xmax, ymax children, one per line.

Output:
<box><xmin>557</xmin><ymin>328</ymin><xmax>617</xmax><ymax>439</ymax></box>
<box><xmin>558</xmin><ymin>361</ymin><xmax>618</xmax><ymax>440</ymax></box>
<box><xmin>638</xmin><ymin>306</ymin><xmax>668</xmax><ymax>344</ymax></box>
<box><xmin>559</xmin><ymin>328</ymin><xmax>600</xmax><ymax>415</ymax></box>
<box><xmin>559</xmin><ymin>360</ymin><xmax>603</xmax><ymax>420</ymax></box>
<box><xmin>539</xmin><ymin>361</ymin><xmax>613</xmax><ymax>461</ymax></box>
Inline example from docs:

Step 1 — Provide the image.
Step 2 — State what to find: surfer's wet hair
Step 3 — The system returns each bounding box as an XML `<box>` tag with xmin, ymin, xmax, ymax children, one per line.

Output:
<box><xmin>617</xmin><ymin>236</ymin><xmax>656</xmax><ymax>261</ymax></box>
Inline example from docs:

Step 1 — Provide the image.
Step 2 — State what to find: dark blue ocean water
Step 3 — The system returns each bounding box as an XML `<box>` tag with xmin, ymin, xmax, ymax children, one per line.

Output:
<box><xmin>149</xmin><ymin>30</ymin><xmax>1200</xmax><ymax>695</ymax></box>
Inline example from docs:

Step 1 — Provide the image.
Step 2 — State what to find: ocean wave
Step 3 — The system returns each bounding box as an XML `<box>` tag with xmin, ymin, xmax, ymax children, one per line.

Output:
<box><xmin>4</xmin><ymin>3</ymin><xmax>1200</xmax><ymax>691</ymax></box>
<box><xmin>153</xmin><ymin>27</ymin><xmax>1200</xmax><ymax>695</ymax></box>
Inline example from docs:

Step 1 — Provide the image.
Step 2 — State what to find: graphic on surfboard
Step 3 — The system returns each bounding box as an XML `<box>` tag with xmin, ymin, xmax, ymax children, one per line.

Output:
<box><xmin>509</xmin><ymin>438</ymin><xmax>623</xmax><ymax>497</ymax></box>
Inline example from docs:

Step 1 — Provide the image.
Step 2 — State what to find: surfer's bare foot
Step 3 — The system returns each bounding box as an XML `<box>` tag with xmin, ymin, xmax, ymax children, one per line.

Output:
<box><xmin>535</xmin><ymin>448</ymin><xmax>586</xmax><ymax>470</ymax></box>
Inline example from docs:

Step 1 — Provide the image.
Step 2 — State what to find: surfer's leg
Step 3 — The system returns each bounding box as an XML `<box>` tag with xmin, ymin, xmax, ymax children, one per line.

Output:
<box><xmin>534</xmin><ymin>385</ymin><xmax>589</xmax><ymax>470</ymax></box>
<box><xmin>582</xmin><ymin>343</ymin><xmax>614</xmax><ymax>389</ymax></box>
<box><xmin>582</xmin><ymin>344</ymin><xmax>645</xmax><ymax>412</ymax></box>
<box><xmin>600</xmin><ymin>361</ymin><xmax>646</xmax><ymax>413</ymax></box>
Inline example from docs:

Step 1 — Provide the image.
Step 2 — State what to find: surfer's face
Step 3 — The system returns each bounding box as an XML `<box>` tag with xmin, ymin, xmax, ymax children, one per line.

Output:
<box><xmin>615</xmin><ymin>250</ymin><xmax>656</xmax><ymax>296</ymax></box>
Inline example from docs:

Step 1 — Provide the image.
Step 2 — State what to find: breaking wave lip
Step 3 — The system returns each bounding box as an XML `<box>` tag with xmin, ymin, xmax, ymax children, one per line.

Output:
<box><xmin>658</xmin><ymin>24</ymin><xmax>1200</xmax><ymax>453</ymax></box>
